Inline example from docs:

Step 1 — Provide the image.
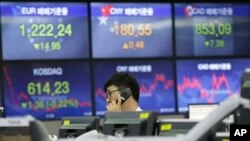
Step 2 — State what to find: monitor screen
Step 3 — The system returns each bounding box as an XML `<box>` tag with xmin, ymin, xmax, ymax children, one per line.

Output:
<box><xmin>234</xmin><ymin>69</ymin><xmax>250</xmax><ymax>125</ymax></box>
<box><xmin>176</xmin><ymin>58</ymin><xmax>250</xmax><ymax>113</ymax></box>
<box><xmin>1</xmin><ymin>2</ymin><xmax>90</xmax><ymax>60</ymax></box>
<box><xmin>91</xmin><ymin>3</ymin><xmax>173</xmax><ymax>58</ymax></box>
<box><xmin>0</xmin><ymin>126</ymin><xmax>31</xmax><ymax>141</ymax></box>
<box><xmin>93</xmin><ymin>60</ymin><xmax>176</xmax><ymax>116</ymax></box>
<box><xmin>175</xmin><ymin>3</ymin><xmax>250</xmax><ymax>57</ymax></box>
<box><xmin>157</xmin><ymin>119</ymin><xmax>198</xmax><ymax>136</ymax></box>
<box><xmin>59</xmin><ymin>116</ymin><xmax>100</xmax><ymax>138</ymax></box>
<box><xmin>0</xmin><ymin>116</ymin><xmax>51</xmax><ymax>141</ymax></box>
<box><xmin>188</xmin><ymin>103</ymin><xmax>218</xmax><ymax>120</ymax></box>
<box><xmin>102</xmin><ymin>111</ymin><xmax>157</xmax><ymax>136</ymax></box>
<box><xmin>3</xmin><ymin>61</ymin><xmax>92</xmax><ymax>120</ymax></box>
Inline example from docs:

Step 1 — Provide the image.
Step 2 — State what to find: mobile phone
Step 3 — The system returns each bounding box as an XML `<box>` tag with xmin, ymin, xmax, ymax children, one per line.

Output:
<box><xmin>119</xmin><ymin>88</ymin><xmax>132</xmax><ymax>104</ymax></box>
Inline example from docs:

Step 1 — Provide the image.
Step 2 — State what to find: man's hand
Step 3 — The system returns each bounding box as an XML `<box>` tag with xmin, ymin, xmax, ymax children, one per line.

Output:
<box><xmin>106</xmin><ymin>96</ymin><xmax>122</xmax><ymax>112</ymax></box>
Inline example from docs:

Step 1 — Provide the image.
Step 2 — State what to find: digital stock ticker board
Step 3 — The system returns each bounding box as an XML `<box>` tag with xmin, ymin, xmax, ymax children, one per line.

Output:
<box><xmin>0</xmin><ymin>2</ymin><xmax>249</xmax><ymax>119</ymax></box>
<box><xmin>91</xmin><ymin>3</ymin><xmax>173</xmax><ymax>58</ymax></box>
<box><xmin>175</xmin><ymin>3</ymin><xmax>250</xmax><ymax>57</ymax></box>
<box><xmin>3</xmin><ymin>61</ymin><xmax>92</xmax><ymax>120</ymax></box>
<box><xmin>177</xmin><ymin>58</ymin><xmax>250</xmax><ymax>112</ymax></box>
<box><xmin>93</xmin><ymin>60</ymin><xmax>176</xmax><ymax>116</ymax></box>
<box><xmin>1</xmin><ymin>2</ymin><xmax>90</xmax><ymax>60</ymax></box>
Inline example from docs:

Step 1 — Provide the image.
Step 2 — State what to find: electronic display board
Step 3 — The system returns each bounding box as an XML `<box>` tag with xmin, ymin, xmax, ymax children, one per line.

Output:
<box><xmin>177</xmin><ymin>58</ymin><xmax>250</xmax><ymax>112</ymax></box>
<box><xmin>175</xmin><ymin>3</ymin><xmax>250</xmax><ymax>56</ymax></box>
<box><xmin>91</xmin><ymin>3</ymin><xmax>173</xmax><ymax>58</ymax></box>
<box><xmin>1</xmin><ymin>2</ymin><xmax>90</xmax><ymax>60</ymax></box>
<box><xmin>93</xmin><ymin>60</ymin><xmax>176</xmax><ymax>116</ymax></box>
<box><xmin>3</xmin><ymin>61</ymin><xmax>92</xmax><ymax>120</ymax></box>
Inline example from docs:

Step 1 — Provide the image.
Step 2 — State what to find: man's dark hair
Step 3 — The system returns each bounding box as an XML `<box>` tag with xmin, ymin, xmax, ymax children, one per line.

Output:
<box><xmin>104</xmin><ymin>72</ymin><xmax>140</xmax><ymax>102</ymax></box>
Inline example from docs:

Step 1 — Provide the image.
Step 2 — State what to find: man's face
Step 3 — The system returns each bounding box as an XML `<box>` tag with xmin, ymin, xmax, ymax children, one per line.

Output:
<box><xmin>106</xmin><ymin>85</ymin><xmax>120</xmax><ymax>104</ymax></box>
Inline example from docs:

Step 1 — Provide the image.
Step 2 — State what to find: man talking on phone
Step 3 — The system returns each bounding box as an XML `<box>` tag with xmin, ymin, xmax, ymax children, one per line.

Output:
<box><xmin>104</xmin><ymin>72</ymin><xmax>142</xmax><ymax>112</ymax></box>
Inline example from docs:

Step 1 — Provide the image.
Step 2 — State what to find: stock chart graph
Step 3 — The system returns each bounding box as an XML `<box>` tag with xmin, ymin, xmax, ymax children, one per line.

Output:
<box><xmin>177</xmin><ymin>58</ymin><xmax>250</xmax><ymax>112</ymax></box>
<box><xmin>93</xmin><ymin>60</ymin><xmax>176</xmax><ymax>116</ymax></box>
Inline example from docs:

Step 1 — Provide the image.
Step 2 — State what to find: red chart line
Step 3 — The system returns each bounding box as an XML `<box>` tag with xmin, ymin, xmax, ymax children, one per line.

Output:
<box><xmin>178</xmin><ymin>72</ymin><xmax>236</xmax><ymax>103</ymax></box>
<box><xmin>95</xmin><ymin>73</ymin><xmax>174</xmax><ymax>97</ymax></box>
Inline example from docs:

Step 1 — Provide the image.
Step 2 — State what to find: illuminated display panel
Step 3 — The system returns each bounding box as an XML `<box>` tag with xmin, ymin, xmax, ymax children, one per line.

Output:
<box><xmin>175</xmin><ymin>3</ymin><xmax>250</xmax><ymax>56</ymax></box>
<box><xmin>3</xmin><ymin>61</ymin><xmax>92</xmax><ymax>120</ymax></box>
<box><xmin>176</xmin><ymin>58</ymin><xmax>250</xmax><ymax>113</ymax></box>
<box><xmin>93</xmin><ymin>60</ymin><xmax>176</xmax><ymax>116</ymax></box>
<box><xmin>1</xmin><ymin>2</ymin><xmax>89</xmax><ymax>60</ymax></box>
<box><xmin>91</xmin><ymin>3</ymin><xmax>173</xmax><ymax>58</ymax></box>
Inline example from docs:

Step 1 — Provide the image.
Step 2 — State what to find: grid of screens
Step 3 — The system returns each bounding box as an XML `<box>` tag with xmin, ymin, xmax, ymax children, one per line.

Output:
<box><xmin>0</xmin><ymin>2</ymin><xmax>249</xmax><ymax>120</ymax></box>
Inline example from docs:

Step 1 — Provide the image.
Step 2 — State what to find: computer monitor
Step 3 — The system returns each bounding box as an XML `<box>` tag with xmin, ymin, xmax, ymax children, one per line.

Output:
<box><xmin>0</xmin><ymin>116</ymin><xmax>51</xmax><ymax>141</ymax></box>
<box><xmin>102</xmin><ymin>111</ymin><xmax>157</xmax><ymax>137</ymax></box>
<box><xmin>235</xmin><ymin>68</ymin><xmax>250</xmax><ymax>124</ymax></box>
<box><xmin>157</xmin><ymin>119</ymin><xmax>198</xmax><ymax>136</ymax></box>
<box><xmin>188</xmin><ymin>103</ymin><xmax>218</xmax><ymax>120</ymax></box>
<box><xmin>59</xmin><ymin>116</ymin><xmax>100</xmax><ymax>138</ymax></box>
